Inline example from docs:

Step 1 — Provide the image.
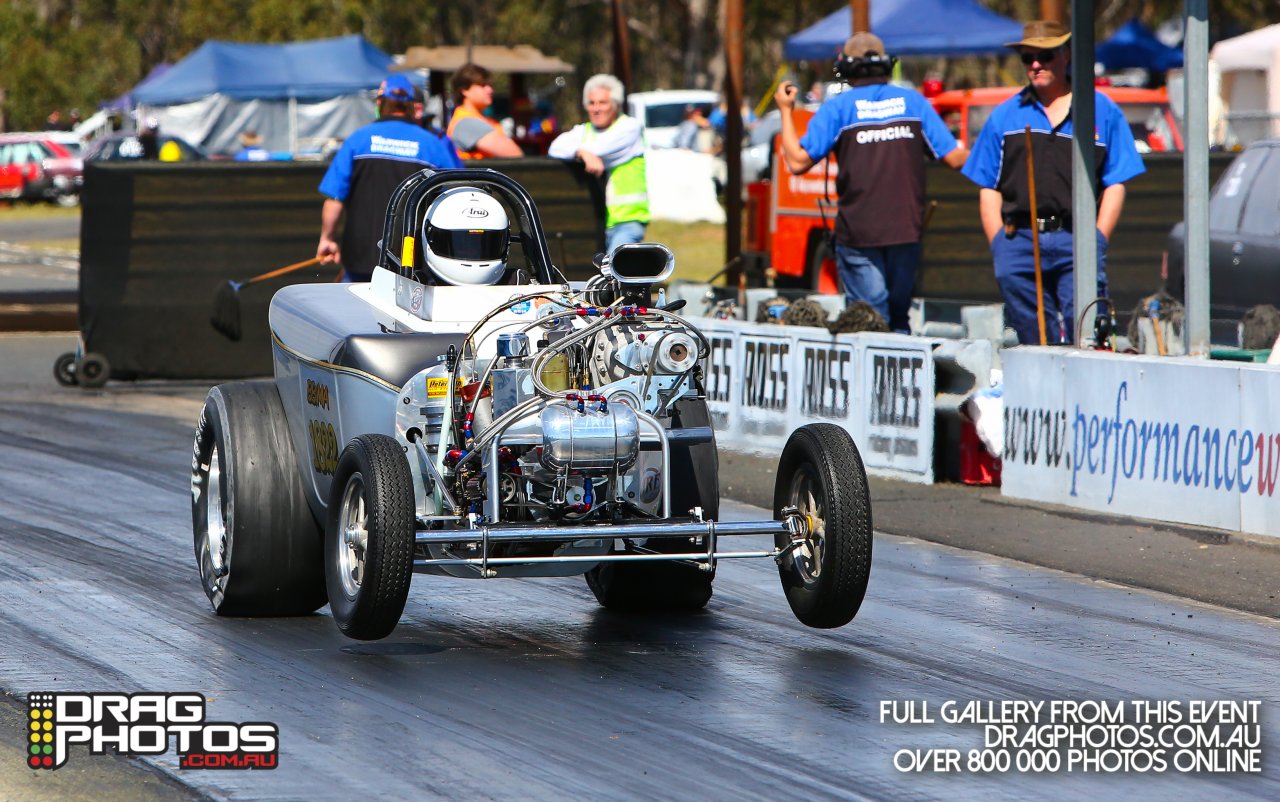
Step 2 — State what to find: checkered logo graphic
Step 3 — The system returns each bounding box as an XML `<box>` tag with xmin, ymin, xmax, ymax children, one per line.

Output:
<box><xmin>25</xmin><ymin>692</ymin><xmax>278</xmax><ymax>771</ymax></box>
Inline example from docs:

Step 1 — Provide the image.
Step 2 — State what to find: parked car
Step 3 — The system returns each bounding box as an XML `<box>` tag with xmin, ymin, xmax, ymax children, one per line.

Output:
<box><xmin>931</xmin><ymin>86</ymin><xmax>1183</xmax><ymax>154</ymax></box>
<box><xmin>1167</xmin><ymin>139</ymin><xmax>1280</xmax><ymax>343</ymax></box>
<box><xmin>626</xmin><ymin>89</ymin><xmax>719</xmax><ymax>149</ymax></box>
<box><xmin>82</xmin><ymin>132</ymin><xmax>207</xmax><ymax>162</ymax></box>
<box><xmin>0</xmin><ymin>134</ymin><xmax>83</xmax><ymax>206</ymax></box>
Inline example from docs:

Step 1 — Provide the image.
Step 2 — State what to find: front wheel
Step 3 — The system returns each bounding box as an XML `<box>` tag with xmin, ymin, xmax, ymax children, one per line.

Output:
<box><xmin>773</xmin><ymin>424</ymin><xmax>872</xmax><ymax>628</ymax></box>
<box><xmin>325</xmin><ymin>435</ymin><xmax>415</xmax><ymax>640</ymax></box>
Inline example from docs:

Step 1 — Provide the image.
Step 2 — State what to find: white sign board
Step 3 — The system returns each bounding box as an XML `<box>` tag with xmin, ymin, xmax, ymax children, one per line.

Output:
<box><xmin>697</xmin><ymin>320</ymin><xmax>935</xmax><ymax>482</ymax></box>
<box><xmin>1003</xmin><ymin>348</ymin><xmax>1280</xmax><ymax>538</ymax></box>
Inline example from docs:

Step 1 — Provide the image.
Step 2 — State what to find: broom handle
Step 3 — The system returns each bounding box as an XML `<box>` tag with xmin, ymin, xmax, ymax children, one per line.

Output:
<box><xmin>243</xmin><ymin>256</ymin><xmax>324</xmax><ymax>287</ymax></box>
<box><xmin>1025</xmin><ymin>125</ymin><xmax>1047</xmax><ymax>346</ymax></box>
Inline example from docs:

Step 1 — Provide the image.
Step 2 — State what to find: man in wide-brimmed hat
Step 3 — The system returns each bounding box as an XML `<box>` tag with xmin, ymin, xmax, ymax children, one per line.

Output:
<box><xmin>961</xmin><ymin>20</ymin><xmax>1145</xmax><ymax>345</ymax></box>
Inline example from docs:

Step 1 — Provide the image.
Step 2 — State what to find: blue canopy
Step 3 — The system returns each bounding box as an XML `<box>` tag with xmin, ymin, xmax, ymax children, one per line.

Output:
<box><xmin>133</xmin><ymin>35</ymin><xmax>395</xmax><ymax>105</ymax></box>
<box><xmin>1096</xmin><ymin>19</ymin><xmax>1184</xmax><ymax>73</ymax></box>
<box><xmin>785</xmin><ymin>0</ymin><xmax>1024</xmax><ymax>60</ymax></box>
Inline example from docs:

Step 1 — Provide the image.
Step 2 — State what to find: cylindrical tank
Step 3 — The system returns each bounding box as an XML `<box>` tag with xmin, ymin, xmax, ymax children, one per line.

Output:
<box><xmin>539</xmin><ymin>402</ymin><xmax>639</xmax><ymax>474</ymax></box>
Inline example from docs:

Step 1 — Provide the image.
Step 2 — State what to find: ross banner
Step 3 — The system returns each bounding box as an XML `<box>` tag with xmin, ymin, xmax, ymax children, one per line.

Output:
<box><xmin>1002</xmin><ymin>348</ymin><xmax>1280</xmax><ymax>538</ymax></box>
<box><xmin>697</xmin><ymin>319</ymin><xmax>936</xmax><ymax>482</ymax></box>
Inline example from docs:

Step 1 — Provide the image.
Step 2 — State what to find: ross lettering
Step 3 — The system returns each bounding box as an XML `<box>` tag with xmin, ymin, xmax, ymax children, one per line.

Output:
<box><xmin>801</xmin><ymin>345</ymin><xmax>851</xmax><ymax>418</ymax></box>
<box><xmin>706</xmin><ymin>335</ymin><xmax>732</xmax><ymax>403</ymax></box>
<box><xmin>870</xmin><ymin>354</ymin><xmax>922</xmax><ymax>428</ymax></box>
<box><xmin>742</xmin><ymin>339</ymin><xmax>788</xmax><ymax>410</ymax></box>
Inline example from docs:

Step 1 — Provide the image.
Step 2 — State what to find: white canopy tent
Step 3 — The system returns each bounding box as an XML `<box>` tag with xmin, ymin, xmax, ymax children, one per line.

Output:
<box><xmin>1211</xmin><ymin>24</ymin><xmax>1280</xmax><ymax>146</ymax></box>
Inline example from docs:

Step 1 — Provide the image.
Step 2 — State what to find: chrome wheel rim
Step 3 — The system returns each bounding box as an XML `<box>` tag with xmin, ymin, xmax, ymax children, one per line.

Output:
<box><xmin>206</xmin><ymin>445</ymin><xmax>229</xmax><ymax>581</ymax></box>
<box><xmin>337</xmin><ymin>473</ymin><xmax>369</xmax><ymax>598</ymax></box>
<box><xmin>787</xmin><ymin>467</ymin><xmax>826</xmax><ymax>584</ymax></box>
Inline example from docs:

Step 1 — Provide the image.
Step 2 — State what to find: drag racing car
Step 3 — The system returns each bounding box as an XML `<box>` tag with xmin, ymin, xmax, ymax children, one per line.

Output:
<box><xmin>190</xmin><ymin>168</ymin><xmax>873</xmax><ymax>640</ymax></box>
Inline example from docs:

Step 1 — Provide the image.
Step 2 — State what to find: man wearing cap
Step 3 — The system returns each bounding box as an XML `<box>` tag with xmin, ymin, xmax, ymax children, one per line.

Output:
<box><xmin>962</xmin><ymin>20</ymin><xmax>1145</xmax><ymax>344</ymax></box>
<box><xmin>775</xmin><ymin>32</ymin><xmax>967</xmax><ymax>333</ymax></box>
<box><xmin>317</xmin><ymin>74</ymin><xmax>463</xmax><ymax>282</ymax></box>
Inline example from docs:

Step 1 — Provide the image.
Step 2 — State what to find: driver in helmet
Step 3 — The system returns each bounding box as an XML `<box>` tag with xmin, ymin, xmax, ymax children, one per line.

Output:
<box><xmin>420</xmin><ymin>187</ymin><xmax>511</xmax><ymax>286</ymax></box>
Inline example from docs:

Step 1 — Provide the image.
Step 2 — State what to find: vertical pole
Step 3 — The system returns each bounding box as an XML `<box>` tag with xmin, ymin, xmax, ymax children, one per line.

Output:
<box><xmin>725</xmin><ymin>0</ymin><xmax>744</xmax><ymax>273</ymax></box>
<box><xmin>1183</xmin><ymin>0</ymin><xmax>1210</xmax><ymax>356</ymax></box>
<box><xmin>611</xmin><ymin>0</ymin><xmax>633</xmax><ymax>96</ymax></box>
<box><xmin>1070</xmin><ymin>1</ymin><xmax>1097</xmax><ymax>346</ymax></box>
<box><xmin>1041</xmin><ymin>0</ymin><xmax>1067</xmax><ymax>24</ymax></box>
<box><xmin>850</xmin><ymin>1</ymin><xmax>869</xmax><ymax>35</ymax></box>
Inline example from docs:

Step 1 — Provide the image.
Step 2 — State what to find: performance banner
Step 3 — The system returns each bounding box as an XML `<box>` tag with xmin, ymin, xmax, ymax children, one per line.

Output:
<box><xmin>697</xmin><ymin>320</ymin><xmax>936</xmax><ymax>483</ymax></box>
<box><xmin>1002</xmin><ymin>348</ymin><xmax>1280</xmax><ymax>538</ymax></box>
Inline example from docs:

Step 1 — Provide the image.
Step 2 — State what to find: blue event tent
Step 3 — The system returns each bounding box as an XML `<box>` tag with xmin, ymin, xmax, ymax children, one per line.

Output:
<box><xmin>129</xmin><ymin>35</ymin><xmax>409</xmax><ymax>155</ymax></box>
<box><xmin>785</xmin><ymin>0</ymin><xmax>1024</xmax><ymax>60</ymax></box>
<box><xmin>132</xmin><ymin>35</ymin><xmax>395</xmax><ymax>105</ymax></box>
<box><xmin>1096</xmin><ymin>19</ymin><xmax>1184</xmax><ymax>73</ymax></box>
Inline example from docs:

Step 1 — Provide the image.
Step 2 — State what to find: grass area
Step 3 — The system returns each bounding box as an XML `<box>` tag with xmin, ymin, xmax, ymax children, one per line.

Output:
<box><xmin>22</xmin><ymin>238</ymin><xmax>79</xmax><ymax>251</ymax></box>
<box><xmin>647</xmin><ymin>220</ymin><xmax>730</xmax><ymax>284</ymax></box>
<box><xmin>0</xmin><ymin>203</ymin><xmax>79</xmax><ymax>222</ymax></box>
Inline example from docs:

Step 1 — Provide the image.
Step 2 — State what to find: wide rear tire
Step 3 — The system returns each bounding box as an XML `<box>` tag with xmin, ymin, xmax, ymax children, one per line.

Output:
<box><xmin>325</xmin><ymin>435</ymin><xmax>415</xmax><ymax>640</ymax></box>
<box><xmin>585</xmin><ymin>398</ymin><xmax>717</xmax><ymax>612</ymax></box>
<box><xmin>191</xmin><ymin>381</ymin><xmax>326</xmax><ymax>616</ymax></box>
<box><xmin>773</xmin><ymin>423</ymin><xmax>872</xmax><ymax>628</ymax></box>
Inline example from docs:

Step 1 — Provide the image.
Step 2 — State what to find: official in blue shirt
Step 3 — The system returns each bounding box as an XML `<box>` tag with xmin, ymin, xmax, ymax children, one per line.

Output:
<box><xmin>776</xmin><ymin>33</ymin><xmax>967</xmax><ymax>332</ymax></box>
<box><xmin>317</xmin><ymin>74</ymin><xmax>463</xmax><ymax>281</ymax></box>
<box><xmin>962</xmin><ymin>20</ymin><xmax>1145</xmax><ymax>345</ymax></box>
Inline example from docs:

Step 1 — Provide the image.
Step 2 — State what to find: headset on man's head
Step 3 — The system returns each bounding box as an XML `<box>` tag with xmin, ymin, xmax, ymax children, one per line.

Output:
<box><xmin>832</xmin><ymin>49</ymin><xmax>898</xmax><ymax>82</ymax></box>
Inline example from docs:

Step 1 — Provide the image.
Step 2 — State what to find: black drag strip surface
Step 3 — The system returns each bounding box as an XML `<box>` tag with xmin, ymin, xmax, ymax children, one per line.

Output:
<box><xmin>0</xmin><ymin>347</ymin><xmax>1276</xmax><ymax>801</ymax></box>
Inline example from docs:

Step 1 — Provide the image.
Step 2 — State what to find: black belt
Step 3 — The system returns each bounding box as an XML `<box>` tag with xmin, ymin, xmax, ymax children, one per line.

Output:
<box><xmin>1005</xmin><ymin>214</ymin><xmax>1072</xmax><ymax>232</ymax></box>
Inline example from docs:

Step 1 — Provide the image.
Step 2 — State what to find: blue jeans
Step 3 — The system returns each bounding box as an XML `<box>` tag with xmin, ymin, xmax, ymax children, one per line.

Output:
<box><xmin>606</xmin><ymin>221</ymin><xmax>647</xmax><ymax>253</ymax></box>
<box><xmin>991</xmin><ymin>228</ymin><xmax>1109</xmax><ymax>344</ymax></box>
<box><xmin>834</xmin><ymin>244</ymin><xmax>892</xmax><ymax>327</ymax></box>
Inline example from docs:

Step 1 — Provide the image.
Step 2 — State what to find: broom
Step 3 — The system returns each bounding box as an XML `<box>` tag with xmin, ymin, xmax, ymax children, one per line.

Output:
<box><xmin>210</xmin><ymin>257</ymin><xmax>324</xmax><ymax>341</ymax></box>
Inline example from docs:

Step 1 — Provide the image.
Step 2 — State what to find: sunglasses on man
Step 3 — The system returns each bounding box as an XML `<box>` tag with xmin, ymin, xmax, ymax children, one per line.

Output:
<box><xmin>1020</xmin><ymin>48</ymin><xmax>1061</xmax><ymax>66</ymax></box>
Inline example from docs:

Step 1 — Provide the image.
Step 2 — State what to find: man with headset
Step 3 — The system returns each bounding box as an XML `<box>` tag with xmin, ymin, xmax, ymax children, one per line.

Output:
<box><xmin>775</xmin><ymin>33</ymin><xmax>967</xmax><ymax>332</ymax></box>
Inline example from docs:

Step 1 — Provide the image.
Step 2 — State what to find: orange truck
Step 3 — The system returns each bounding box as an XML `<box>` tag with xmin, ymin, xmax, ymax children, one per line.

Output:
<box><xmin>748</xmin><ymin>86</ymin><xmax>1181</xmax><ymax>291</ymax></box>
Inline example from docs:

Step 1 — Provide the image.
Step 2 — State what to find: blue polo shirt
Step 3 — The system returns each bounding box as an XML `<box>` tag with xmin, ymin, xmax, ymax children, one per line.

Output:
<box><xmin>318</xmin><ymin>117</ymin><xmax>462</xmax><ymax>278</ymax></box>
<box><xmin>799</xmin><ymin>79</ymin><xmax>958</xmax><ymax>247</ymax></box>
<box><xmin>962</xmin><ymin>86</ymin><xmax>1145</xmax><ymax>221</ymax></box>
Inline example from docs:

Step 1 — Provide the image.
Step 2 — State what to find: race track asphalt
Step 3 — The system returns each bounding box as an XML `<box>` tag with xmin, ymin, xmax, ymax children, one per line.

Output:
<box><xmin>0</xmin><ymin>332</ymin><xmax>1277</xmax><ymax>802</ymax></box>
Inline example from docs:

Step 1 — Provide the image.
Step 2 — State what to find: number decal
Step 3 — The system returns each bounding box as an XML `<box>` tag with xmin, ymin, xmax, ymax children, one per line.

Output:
<box><xmin>309</xmin><ymin>419</ymin><xmax>338</xmax><ymax>475</ymax></box>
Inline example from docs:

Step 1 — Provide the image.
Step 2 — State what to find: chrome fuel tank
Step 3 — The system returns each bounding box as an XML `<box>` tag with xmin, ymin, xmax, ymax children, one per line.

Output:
<box><xmin>539</xmin><ymin>402</ymin><xmax>639</xmax><ymax>475</ymax></box>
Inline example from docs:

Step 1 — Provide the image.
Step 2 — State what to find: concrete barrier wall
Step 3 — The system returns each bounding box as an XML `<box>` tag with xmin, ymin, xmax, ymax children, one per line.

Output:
<box><xmin>1002</xmin><ymin>348</ymin><xmax>1280</xmax><ymax>537</ymax></box>
<box><xmin>79</xmin><ymin>158</ymin><xmax>603</xmax><ymax>380</ymax></box>
<box><xmin>697</xmin><ymin>319</ymin><xmax>936</xmax><ymax>483</ymax></box>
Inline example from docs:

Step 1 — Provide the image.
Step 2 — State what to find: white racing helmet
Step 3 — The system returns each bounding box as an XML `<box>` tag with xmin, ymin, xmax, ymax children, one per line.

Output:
<box><xmin>422</xmin><ymin>187</ymin><xmax>510</xmax><ymax>286</ymax></box>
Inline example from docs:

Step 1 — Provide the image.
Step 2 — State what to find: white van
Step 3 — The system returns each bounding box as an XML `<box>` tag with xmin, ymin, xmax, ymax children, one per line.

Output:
<box><xmin>625</xmin><ymin>90</ymin><xmax>719</xmax><ymax>149</ymax></box>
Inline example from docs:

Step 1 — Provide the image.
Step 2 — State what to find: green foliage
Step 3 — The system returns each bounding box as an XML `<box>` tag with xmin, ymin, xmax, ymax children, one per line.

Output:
<box><xmin>1</xmin><ymin>1</ymin><xmax>1276</xmax><ymax>132</ymax></box>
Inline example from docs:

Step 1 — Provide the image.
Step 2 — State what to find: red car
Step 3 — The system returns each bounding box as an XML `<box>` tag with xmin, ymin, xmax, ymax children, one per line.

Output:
<box><xmin>0</xmin><ymin>134</ymin><xmax>83</xmax><ymax>206</ymax></box>
<box><xmin>930</xmin><ymin>86</ymin><xmax>1184</xmax><ymax>153</ymax></box>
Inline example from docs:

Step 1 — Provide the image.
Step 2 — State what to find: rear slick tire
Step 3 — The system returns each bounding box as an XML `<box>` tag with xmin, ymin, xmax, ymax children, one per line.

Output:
<box><xmin>585</xmin><ymin>399</ymin><xmax>717</xmax><ymax>613</ymax></box>
<box><xmin>773</xmin><ymin>423</ymin><xmax>872</xmax><ymax>628</ymax></box>
<box><xmin>325</xmin><ymin>435</ymin><xmax>415</xmax><ymax>641</ymax></box>
<box><xmin>191</xmin><ymin>381</ymin><xmax>326</xmax><ymax>616</ymax></box>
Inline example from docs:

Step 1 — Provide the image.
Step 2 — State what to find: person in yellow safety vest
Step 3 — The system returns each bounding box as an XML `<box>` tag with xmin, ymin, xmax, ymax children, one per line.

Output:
<box><xmin>548</xmin><ymin>73</ymin><xmax>649</xmax><ymax>253</ymax></box>
<box><xmin>446</xmin><ymin>63</ymin><xmax>523</xmax><ymax>160</ymax></box>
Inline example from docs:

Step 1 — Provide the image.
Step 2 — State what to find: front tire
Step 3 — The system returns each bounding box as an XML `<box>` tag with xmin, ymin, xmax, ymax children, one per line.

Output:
<box><xmin>325</xmin><ymin>435</ymin><xmax>415</xmax><ymax>640</ymax></box>
<box><xmin>191</xmin><ymin>381</ymin><xmax>326</xmax><ymax>616</ymax></box>
<box><xmin>585</xmin><ymin>399</ymin><xmax>717</xmax><ymax>612</ymax></box>
<box><xmin>773</xmin><ymin>424</ymin><xmax>872</xmax><ymax>628</ymax></box>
